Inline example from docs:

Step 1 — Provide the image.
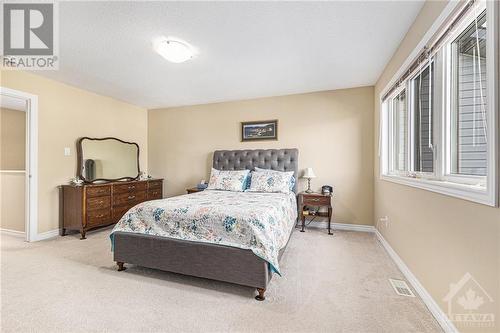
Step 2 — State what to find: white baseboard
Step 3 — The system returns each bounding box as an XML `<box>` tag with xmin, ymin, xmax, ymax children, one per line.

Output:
<box><xmin>304</xmin><ymin>221</ymin><xmax>375</xmax><ymax>233</ymax></box>
<box><xmin>332</xmin><ymin>222</ymin><xmax>375</xmax><ymax>233</ymax></box>
<box><xmin>1</xmin><ymin>228</ymin><xmax>60</xmax><ymax>241</ymax></box>
<box><xmin>374</xmin><ymin>229</ymin><xmax>458</xmax><ymax>333</ymax></box>
<box><xmin>0</xmin><ymin>228</ymin><xmax>25</xmax><ymax>237</ymax></box>
<box><xmin>33</xmin><ymin>229</ymin><xmax>60</xmax><ymax>241</ymax></box>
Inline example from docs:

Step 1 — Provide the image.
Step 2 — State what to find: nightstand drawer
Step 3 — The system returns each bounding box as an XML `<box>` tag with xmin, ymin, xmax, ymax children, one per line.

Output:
<box><xmin>302</xmin><ymin>195</ymin><xmax>330</xmax><ymax>206</ymax></box>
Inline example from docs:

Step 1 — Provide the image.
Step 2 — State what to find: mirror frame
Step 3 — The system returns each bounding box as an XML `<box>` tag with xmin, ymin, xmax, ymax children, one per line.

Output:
<box><xmin>76</xmin><ymin>137</ymin><xmax>140</xmax><ymax>183</ymax></box>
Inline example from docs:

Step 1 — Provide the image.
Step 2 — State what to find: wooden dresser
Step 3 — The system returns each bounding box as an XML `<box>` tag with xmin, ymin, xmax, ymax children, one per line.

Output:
<box><xmin>60</xmin><ymin>179</ymin><xmax>163</xmax><ymax>239</ymax></box>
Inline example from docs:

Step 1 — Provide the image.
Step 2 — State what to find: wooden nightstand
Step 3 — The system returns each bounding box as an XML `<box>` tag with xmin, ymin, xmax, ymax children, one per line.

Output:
<box><xmin>298</xmin><ymin>192</ymin><xmax>333</xmax><ymax>235</ymax></box>
<box><xmin>186</xmin><ymin>187</ymin><xmax>205</xmax><ymax>194</ymax></box>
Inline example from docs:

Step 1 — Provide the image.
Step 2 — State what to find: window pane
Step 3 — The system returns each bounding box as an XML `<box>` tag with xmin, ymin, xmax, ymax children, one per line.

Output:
<box><xmin>392</xmin><ymin>90</ymin><xmax>407</xmax><ymax>172</ymax></box>
<box><xmin>412</xmin><ymin>63</ymin><xmax>434</xmax><ymax>173</ymax></box>
<box><xmin>451</xmin><ymin>11</ymin><xmax>487</xmax><ymax>176</ymax></box>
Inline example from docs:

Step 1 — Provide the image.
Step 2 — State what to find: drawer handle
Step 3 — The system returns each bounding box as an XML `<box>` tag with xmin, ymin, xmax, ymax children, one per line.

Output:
<box><xmin>96</xmin><ymin>214</ymin><xmax>105</xmax><ymax>218</ymax></box>
<box><xmin>128</xmin><ymin>195</ymin><xmax>136</xmax><ymax>200</ymax></box>
<box><xmin>310</xmin><ymin>198</ymin><xmax>320</xmax><ymax>202</ymax></box>
<box><xmin>128</xmin><ymin>185</ymin><xmax>135</xmax><ymax>189</ymax></box>
<box><xmin>98</xmin><ymin>200</ymin><xmax>104</xmax><ymax>204</ymax></box>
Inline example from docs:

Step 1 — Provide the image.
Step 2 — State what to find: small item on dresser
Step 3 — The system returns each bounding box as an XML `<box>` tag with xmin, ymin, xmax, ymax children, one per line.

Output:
<box><xmin>139</xmin><ymin>172</ymin><xmax>149</xmax><ymax>180</ymax></box>
<box><xmin>321</xmin><ymin>185</ymin><xmax>333</xmax><ymax>196</ymax></box>
<box><xmin>70</xmin><ymin>176</ymin><xmax>84</xmax><ymax>186</ymax></box>
<box><xmin>197</xmin><ymin>179</ymin><xmax>208</xmax><ymax>190</ymax></box>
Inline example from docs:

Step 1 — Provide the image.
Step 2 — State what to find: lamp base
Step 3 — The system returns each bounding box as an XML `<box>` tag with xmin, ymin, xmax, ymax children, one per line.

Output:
<box><xmin>305</xmin><ymin>178</ymin><xmax>313</xmax><ymax>193</ymax></box>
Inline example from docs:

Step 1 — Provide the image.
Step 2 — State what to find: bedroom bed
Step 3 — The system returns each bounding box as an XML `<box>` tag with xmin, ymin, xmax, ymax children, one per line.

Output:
<box><xmin>111</xmin><ymin>148</ymin><xmax>299</xmax><ymax>300</ymax></box>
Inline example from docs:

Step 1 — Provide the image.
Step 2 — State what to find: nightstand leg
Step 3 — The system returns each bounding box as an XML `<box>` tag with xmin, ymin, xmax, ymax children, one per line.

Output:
<box><xmin>301</xmin><ymin>215</ymin><xmax>305</xmax><ymax>232</ymax></box>
<box><xmin>328</xmin><ymin>207</ymin><xmax>333</xmax><ymax>235</ymax></box>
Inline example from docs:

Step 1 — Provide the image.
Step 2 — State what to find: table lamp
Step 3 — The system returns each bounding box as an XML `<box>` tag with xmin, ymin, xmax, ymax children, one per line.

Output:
<box><xmin>302</xmin><ymin>167</ymin><xmax>316</xmax><ymax>193</ymax></box>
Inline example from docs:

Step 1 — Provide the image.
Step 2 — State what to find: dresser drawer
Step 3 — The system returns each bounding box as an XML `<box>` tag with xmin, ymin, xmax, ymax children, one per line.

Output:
<box><xmin>147</xmin><ymin>188</ymin><xmax>162</xmax><ymax>200</ymax></box>
<box><xmin>148</xmin><ymin>180</ymin><xmax>163</xmax><ymax>189</ymax></box>
<box><xmin>302</xmin><ymin>195</ymin><xmax>330</xmax><ymax>206</ymax></box>
<box><xmin>113</xmin><ymin>191</ymin><xmax>146</xmax><ymax>206</ymax></box>
<box><xmin>86</xmin><ymin>208</ymin><xmax>111</xmax><ymax>226</ymax></box>
<box><xmin>113</xmin><ymin>205</ymin><xmax>132</xmax><ymax>220</ymax></box>
<box><xmin>113</xmin><ymin>182</ymin><xmax>147</xmax><ymax>194</ymax></box>
<box><xmin>86</xmin><ymin>196</ymin><xmax>111</xmax><ymax>211</ymax></box>
<box><xmin>86</xmin><ymin>186</ymin><xmax>111</xmax><ymax>198</ymax></box>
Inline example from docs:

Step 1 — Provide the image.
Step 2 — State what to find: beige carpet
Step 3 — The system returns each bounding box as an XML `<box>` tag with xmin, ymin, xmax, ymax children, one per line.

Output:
<box><xmin>1</xmin><ymin>227</ymin><xmax>442</xmax><ymax>333</ymax></box>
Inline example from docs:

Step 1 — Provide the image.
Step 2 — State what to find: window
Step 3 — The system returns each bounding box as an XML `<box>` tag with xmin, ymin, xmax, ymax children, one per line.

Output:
<box><xmin>450</xmin><ymin>11</ymin><xmax>487</xmax><ymax>176</ymax></box>
<box><xmin>411</xmin><ymin>63</ymin><xmax>434</xmax><ymax>173</ymax></box>
<box><xmin>390</xmin><ymin>89</ymin><xmax>408</xmax><ymax>173</ymax></box>
<box><xmin>380</xmin><ymin>1</ymin><xmax>498</xmax><ymax>206</ymax></box>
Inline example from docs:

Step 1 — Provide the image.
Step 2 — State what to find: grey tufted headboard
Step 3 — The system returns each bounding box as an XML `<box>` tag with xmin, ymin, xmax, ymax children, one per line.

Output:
<box><xmin>213</xmin><ymin>149</ymin><xmax>299</xmax><ymax>193</ymax></box>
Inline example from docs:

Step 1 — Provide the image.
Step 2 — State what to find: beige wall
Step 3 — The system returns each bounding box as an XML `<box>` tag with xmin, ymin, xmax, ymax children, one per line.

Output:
<box><xmin>1</xmin><ymin>108</ymin><xmax>26</xmax><ymax>170</ymax></box>
<box><xmin>0</xmin><ymin>71</ymin><xmax>148</xmax><ymax>233</ymax></box>
<box><xmin>0</xmin><ymin>107</ymin><xmax>27</xmax><ymax>232</ymax></box>
<box><xmin>374</xmin><ymin>2</ymin><xmax>500</xmax><ymax>332</ymax></box>
<box><xmin>149</xmin><ymin>87</ymin><xmax>374</xmax><ymax>226</ymax></box>
<box><xmin>0</xmin><ymin>173</ymin><xmax>25</xmax><ymax>232</ymax></box>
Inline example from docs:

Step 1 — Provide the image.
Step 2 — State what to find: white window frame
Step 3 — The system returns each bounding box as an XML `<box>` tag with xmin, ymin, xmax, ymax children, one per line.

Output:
<box><xmin>442</xmin><ymin>3</ymin><xmax>488</xmax><ymax>186</ymax></box>
<box><xmin>408</xmin><ymin>60</ymin><xmax>437</xmax><ymax>179</ymax></box>
<box><xmin>387</xmin><ymin>85</ymin><xmax>409</xmax><ymax>177</ymax></box>
<box><xmin>379</xmin><ymin>0</ymin><xmax>498</xmax><ymax>207</ymax></box>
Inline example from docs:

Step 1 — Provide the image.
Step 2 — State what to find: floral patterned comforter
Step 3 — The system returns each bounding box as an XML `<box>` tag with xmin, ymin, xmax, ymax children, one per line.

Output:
<box><xmin>110</xmin><ymin>190</ymin><xmax>297</xmax><ymax>275</ymax></box>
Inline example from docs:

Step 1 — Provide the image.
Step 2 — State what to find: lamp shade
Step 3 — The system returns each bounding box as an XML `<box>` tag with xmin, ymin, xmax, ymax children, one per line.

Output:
<box><xmin>302</xmin><ymin>167</ymin><xmax>316</xmax><ymax>179</ymax></box>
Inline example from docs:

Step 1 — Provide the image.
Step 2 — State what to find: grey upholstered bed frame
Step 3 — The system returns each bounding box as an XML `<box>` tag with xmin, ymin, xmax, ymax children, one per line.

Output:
<box><xmin>113</xmin><ymin>149</ymin><xmax>298</xmax><ymax>301</ymax></box>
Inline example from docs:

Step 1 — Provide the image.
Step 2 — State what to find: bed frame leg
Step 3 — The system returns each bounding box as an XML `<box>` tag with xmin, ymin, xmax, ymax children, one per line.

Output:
<box><xmin>117</xmin><ymin>262</ymin><xmax>126</xmax><ymax>271</ymax></box>
<box><xmin>255</xmin><ymin>288</ymin><xmax>266</xmax><ymax>301</ymax></box>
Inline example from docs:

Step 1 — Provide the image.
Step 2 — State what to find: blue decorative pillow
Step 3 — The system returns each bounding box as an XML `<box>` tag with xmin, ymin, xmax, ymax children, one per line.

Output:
<box><xmin>207</xmin><ymin>168</ymin><xmax>250</xmax><ymax>192</ymax></box>
<box><xmin>245</xmin><ymin>171</ymin><xmax>253</xmax><ymax>190</ymax></box>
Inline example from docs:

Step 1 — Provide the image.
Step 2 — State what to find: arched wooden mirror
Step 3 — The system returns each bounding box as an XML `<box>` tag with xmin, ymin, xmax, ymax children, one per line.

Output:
<box><xmin>76</xmin><ymin>137</ymin><xmax>140</xmax><ymax>183</ymax></box>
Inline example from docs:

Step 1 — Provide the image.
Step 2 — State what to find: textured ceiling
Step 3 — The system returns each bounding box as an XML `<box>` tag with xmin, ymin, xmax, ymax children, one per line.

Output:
<box><xmin>35</xmin><ymin>1</ymin><xmax>424</xmax><ymax>108</ymax></box>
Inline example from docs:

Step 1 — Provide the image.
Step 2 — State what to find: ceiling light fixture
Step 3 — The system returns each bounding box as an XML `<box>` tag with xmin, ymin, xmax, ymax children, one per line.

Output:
<box><xmin>153</xmin><ymin>36</ymin><xmax>197</xmax><ymax>63</ymax></box>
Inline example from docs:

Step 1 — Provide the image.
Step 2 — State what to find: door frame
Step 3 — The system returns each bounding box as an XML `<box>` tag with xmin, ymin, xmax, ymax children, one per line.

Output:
<box><xmin>0</xmin><ymin>87</ymin><xmax>38</xmax><ymax>242</ymax></box>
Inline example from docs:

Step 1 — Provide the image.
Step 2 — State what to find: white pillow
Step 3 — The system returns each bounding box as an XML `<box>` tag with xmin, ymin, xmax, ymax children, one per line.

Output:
<box><xmin>255</xmin><ymin>167</ymin><xmax>296</xmax><ymax>191</ymax></box>
<box><xmin>247</xmin><ymin>168</ymin><xmax>294</xmax><ymax>193</ymax></box>
<box><xmin>207</xmin><ymin>168</ymin><xmax>250</xmax><ymax>192</ymax></box>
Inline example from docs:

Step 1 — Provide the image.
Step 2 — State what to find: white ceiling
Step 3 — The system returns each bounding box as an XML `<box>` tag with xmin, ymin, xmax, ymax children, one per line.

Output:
<box><xmin>36</xmin><ymin>1</ymin><xmax>424</xmax><ymax>108</ymax></box>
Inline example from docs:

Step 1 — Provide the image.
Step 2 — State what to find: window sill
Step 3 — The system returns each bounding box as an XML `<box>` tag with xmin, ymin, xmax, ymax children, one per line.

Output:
<box><xmin>380</xmin><ymin>174</ymin><xmax>496</xmax><ymax>206</ymax></box>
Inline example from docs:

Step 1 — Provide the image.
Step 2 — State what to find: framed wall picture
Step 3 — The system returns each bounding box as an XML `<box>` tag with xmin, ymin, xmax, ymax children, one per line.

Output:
<box><xmin>241</xmin><ymin>120</ymin><xmax>278</xmax><ymax>141</ymax></box>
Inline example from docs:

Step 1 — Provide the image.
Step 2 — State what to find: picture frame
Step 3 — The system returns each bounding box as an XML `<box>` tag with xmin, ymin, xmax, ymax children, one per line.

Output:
<box><xmin>241</xmin><ymin>120</ymin><xmax>278</xmax><ymax>142</ymax></box>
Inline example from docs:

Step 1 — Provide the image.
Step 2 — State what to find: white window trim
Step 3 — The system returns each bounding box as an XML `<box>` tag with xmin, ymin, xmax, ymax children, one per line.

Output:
<box><xmin>379</xmin><ymin>0</ymin><xmax>498</xmax><ymax>207</ymax></box>
<box><xmin>387</xmin><ymin>85</ymin><xmax>408</xmax><ymax>177</ymax></box>
<box><xmin>408</xmin><ymin>60</ymin><xmax>436</xmax><ymax>178</ymax></box>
